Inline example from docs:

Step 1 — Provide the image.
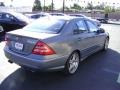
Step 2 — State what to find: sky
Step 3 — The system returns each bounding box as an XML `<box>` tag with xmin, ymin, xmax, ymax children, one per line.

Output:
<box><xmin>0</xmin><ymin>0</ymin><xmax>120</xmax><ymax>9</ymax></box>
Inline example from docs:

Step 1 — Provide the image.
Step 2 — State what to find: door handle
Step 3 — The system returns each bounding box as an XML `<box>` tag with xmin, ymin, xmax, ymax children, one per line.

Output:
<box><xmin>93</xmin><ymin>35</ymin><xmax>98</xmax><ymax>38</ymax></box>
<box><xmin>78</xmin><ymin>38</ymin><xmax>84</xmax><ymax>41</ymax></box>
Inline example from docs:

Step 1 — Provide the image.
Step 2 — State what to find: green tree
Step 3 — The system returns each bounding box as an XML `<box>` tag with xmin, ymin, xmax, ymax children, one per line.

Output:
<box><xmin>47</xmin><ymin>3</ymin><xmax>54</xmax><ymax>11</ymax></box>
<box><xmin>104</xmin><ymin>6</ymin><xmax>112</xmax><ymax>14</ymax></box>
<box><xmin>32</xmin><ymin>0</ymin><xmax>42</xmax><ymax>11</ymax></box>
<box><xmin>59</xmin><ymin>6</ymin><xmax>70</xmax><ymax>12</ymax></box>
<box><xmin>65</xmin><ymin>6</ymin><xmax>70</xmax><ymax>11</ymax></box>
<box><xmin>43</xmin><ymin>6</ymin><xmax>49</xmax><ymax>11</ymax></box>
<box><xmin>111</xmin><ymin>7</ymin><xmax>116</xmax><ymax>12</ymax></box>
<box><xmin>116</xmin><ymin>7</ymin><xmax>120</xmax><ymax>12</ymax></box>
<box><xmin>94</xmin><ymin>4</ymin><xmax>105</xmax><ymax>10</ymax></box>
<box><xmin>86</xmin><ymin>3</ymin><xmax>94</xmax><ymax>10</ymax></box>
<box><xmin>71</xmin><ymin>3</ymin><xmax>82</xmax><ymax>10</ymax></box>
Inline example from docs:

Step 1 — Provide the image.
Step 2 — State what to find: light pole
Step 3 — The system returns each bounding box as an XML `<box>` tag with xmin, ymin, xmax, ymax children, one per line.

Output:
<box><xmin>51</xmin><ymin>0</ymin><xmax>53</xmax><ymax>12</ymax></box>
<box><xmin>63</xmin><ymin>0</ymin><xmax>65</xmax><ymax>13</ymax></box>
<box><xmin>10</xmin><ymin>0</ymin><xmax>13</xmax><ymax>7</ymax></box>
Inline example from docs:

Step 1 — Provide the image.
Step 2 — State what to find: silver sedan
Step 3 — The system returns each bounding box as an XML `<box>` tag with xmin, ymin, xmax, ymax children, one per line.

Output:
<box><xmin>4</xmin><ymin>16</ymin><xmax>109</xmax><ymax>75</ymax></box>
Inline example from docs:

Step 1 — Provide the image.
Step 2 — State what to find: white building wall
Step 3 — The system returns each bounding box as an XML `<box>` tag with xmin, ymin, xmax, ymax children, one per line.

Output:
<box><xmin>0</xmin><ymin>6</ymin><xmax>32</xmax><ymax>12</ymax></box>
<box><xmin>65</xmin><ymin>0</ymin><xmax>120</xmax><ymax>8</ymax></box>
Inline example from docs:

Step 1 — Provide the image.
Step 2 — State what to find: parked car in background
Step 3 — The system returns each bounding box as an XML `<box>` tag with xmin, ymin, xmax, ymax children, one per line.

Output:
<box><xmin>0</xmin><ymin>11</ymin><xmax>31</xmax><ymax>32</ymax></box>
<box><xmin>49</xmin><ymin>13</ymin><xmax>68</xmax><ymax>16</ymax></box>
<box><xmin>69</xmin><ymin>14</ymin><xmax>86</xmax><ymax>17</ymax></box>
<box><xmin>4</xmin><ymin>16</ymin><xmax>109</xmax><ymax>75</ymax></box>
<box><xmin>97</xmin><ymin>18</ymin><xmax>108</xmax><ymax>23</ymax></box>
<box><xmin>29</xmin><ymin>12</ymin><xmax>50</xmax><ymax>19</ymax></box>
<box><xmin>97</xmin><ymin>13</ymin><xmax>109</xmax><ymax>23</ymax></box>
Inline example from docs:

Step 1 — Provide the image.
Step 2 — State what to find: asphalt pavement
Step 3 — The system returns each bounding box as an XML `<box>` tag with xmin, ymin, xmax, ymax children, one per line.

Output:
<box><xmin>0</xmin><ymin>24</ymin><xmax>120</xmax><ymax>90</ymax></box>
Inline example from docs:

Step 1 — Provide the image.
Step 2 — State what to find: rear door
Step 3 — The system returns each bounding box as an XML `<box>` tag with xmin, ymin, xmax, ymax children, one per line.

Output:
<box><xmin>73</xmin><ymin>19</ymin><xmax>97</xmax><ymax>59</ymax></box>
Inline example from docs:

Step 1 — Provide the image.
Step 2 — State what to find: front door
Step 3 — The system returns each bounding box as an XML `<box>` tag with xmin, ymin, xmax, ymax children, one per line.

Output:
<box><xmin>85</xmin><ymin>20</ymin><xmax>106</xmax><ymax>51</ymax></box>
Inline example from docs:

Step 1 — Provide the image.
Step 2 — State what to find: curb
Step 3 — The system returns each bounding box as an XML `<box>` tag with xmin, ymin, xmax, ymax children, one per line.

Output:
<box><xmin>108</xmin><ymin>22</ymin><xmax>120</xmax><ymax>25</ymax></box>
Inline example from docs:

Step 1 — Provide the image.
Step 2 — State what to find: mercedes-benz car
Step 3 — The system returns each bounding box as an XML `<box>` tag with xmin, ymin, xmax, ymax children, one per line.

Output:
<box><xmin>4</xmin><ymin>16</ymin><xmax>109</xmax><ymax>75</ymax></box>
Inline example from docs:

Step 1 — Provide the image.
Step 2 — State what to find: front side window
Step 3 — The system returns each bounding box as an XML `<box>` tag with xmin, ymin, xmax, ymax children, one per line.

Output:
<box><xmin>24</xmin><ymin>18</ymin><xmax>66</xmax><ymax>34</ymax></box>
<box><xmin>86</xmin><ymin>20</ymin><xmax>98</xmax><ymax>32</ymax></box>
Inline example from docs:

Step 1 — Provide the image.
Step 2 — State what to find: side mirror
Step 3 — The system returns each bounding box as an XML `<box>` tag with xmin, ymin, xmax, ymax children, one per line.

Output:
<box><xmin>73</xmin><ymin>29</ymin><xmax>79</xmax><ymax>35</ymax></box>
<box><xmin>97</xmin><ymin>28</ymin><xmax>105</xmax><ymax>34</ymax></box>
<box><xmin>0</xmin><ymin>26</ymin><xmax>4</xmax><ymax>33</ymax></box>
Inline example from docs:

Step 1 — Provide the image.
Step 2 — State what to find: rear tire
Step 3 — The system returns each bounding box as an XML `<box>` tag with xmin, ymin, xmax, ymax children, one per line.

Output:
<box><xmin>63</xmin><ymin>52</ymin><xmax>80</xmax><ymax>75</ymax></box>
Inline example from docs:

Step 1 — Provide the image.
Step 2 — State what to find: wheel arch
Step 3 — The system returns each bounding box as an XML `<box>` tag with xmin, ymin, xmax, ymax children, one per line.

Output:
<box><xmin>70</xmin><ymin>49</ymin><xmax>81</xmax><ymax>61</ymax></box>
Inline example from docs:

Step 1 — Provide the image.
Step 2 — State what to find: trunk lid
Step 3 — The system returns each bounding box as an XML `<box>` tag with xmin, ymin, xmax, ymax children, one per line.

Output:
<box><xmin>6</xmin><ymin>29</ymin><xmax>58</xmax><ymax>55</ymax></box>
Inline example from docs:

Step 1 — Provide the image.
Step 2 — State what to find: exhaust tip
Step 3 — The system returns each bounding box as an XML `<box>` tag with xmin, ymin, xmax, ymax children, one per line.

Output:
<box><xmin>8</xmin><ymin>60</ymin><xmax>13</xmax><ymax>64</ymax></box>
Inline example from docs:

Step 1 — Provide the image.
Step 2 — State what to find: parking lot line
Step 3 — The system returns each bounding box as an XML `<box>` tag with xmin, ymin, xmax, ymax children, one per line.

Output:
<box><xmin>0</xmin><ymin>64</ymin><xmax>19</xmax><ymax>84</ymax></box>
<box><xmin>117</xmin><ymin>73</ymin><xmax>120</xmax><ymax>83</ymax></box>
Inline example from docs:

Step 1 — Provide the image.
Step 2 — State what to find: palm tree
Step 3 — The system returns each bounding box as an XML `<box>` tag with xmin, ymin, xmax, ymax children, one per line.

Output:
<box><xmin>63</xmin><ymin>0</ymin><xmax>65</xmax><ymax>13</ymax></box>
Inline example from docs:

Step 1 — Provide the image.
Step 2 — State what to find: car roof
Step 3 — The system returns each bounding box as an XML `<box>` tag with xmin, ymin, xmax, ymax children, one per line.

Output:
<box><xmin>32</xmin><ymin>12</ymin><xmax>50</xmax><ymax>15</ymax></box>
<box><xmin>49</xmin><ymin>13</ymin><xmax>68</xmax><ymax>16</ymax></box>
<box><xmin>0</xmin><ymin>11</ymin><xmax>19</xmax><ymax>15</ymax></box>
<box><xmin>46</xmin><ymin>16</ymin><xmax>84</xmax><ymax>21</ymax></box>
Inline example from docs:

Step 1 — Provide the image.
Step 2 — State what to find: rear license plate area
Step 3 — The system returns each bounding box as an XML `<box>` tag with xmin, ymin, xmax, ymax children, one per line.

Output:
<box><xmin>14</xmin><ymin>42</ymin><xmax>24</xmax><ymax>51</ymax></box>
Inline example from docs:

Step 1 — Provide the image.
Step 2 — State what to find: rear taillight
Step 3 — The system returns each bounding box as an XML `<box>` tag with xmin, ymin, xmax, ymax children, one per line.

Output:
<box><xmin>32</xmin><ymin>41</ymin><xmax>56</xmax><ymax>55</ymax></box>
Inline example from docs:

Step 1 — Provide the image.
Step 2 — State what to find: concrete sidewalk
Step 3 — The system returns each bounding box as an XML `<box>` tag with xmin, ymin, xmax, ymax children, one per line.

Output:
<box><xmin>108</xmin><ymin>21</ymin><xmax>120</xmax><ymax>25</ymax></box>
<box><xmin>0</xmin><ymin>41</ymin><xmax>19</xmax><ymax>84</ymax></box>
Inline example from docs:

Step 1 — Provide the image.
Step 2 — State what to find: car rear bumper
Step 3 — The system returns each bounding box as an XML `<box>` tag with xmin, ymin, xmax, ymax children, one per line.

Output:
<box><xmin>4</xmin><ymin>47</ymin><xmax>68</xmax><ymax>71</ymax></box>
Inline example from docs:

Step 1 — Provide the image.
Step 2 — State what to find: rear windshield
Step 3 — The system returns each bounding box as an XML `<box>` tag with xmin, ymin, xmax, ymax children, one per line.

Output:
<box><xmin>24</xmin><ymin>18</ymin><xmax>66</xmax><ymax>34</ymax></box>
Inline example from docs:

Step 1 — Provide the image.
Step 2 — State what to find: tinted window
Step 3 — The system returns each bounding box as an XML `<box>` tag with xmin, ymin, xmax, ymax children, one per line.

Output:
<box><xmin>2</xmin><ymin>14</ymin><xmax>14</xmax><ymax>21</ymax></box>
<box><xmin>76</xmin><ymin>20</ymin><xmax>87</xmax><ymax>33</ymax></box>
<box><xmin>31</xmin><ymin>14</ymin><xmax>45</xmax><ymax>19</ymax></box>
<box><xmin>31</xmin><ymin>15</ymin><xmax>40</xmax><ymax>19</ymax></box>
<box><xmin>70</xmin><ymin>15</ymin><xmax>83</xmax><ymax>17</ymax></box>
<box><xmin>86</xmin><ymin>20</ymin><xmax>98</xmax><ymax>32</ymax></box>
<box><xmin>24</xmin><ymin>18</ymin><xmax>66</xmax><ymax>34</ymax></box>
<box><xmin>50</xmin><ymin>14</ymin><xmax>64</xmax><ymax>16</ymax></box>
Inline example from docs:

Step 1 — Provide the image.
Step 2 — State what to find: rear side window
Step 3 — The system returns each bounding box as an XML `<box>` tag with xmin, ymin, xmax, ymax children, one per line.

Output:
<box><xmin>31</xmin><ymin>15</ymin><xmax>40</xmax><ymax>19</ymax></box>
<box><xmin>86</xmin><ymin>20</ymin><xmax>98</xmax><ymax>32</ymax></box>
<box><xmin>76</xmin><ymin>20</ymin><xmax>87</xmax><ymax>33</ymax></box>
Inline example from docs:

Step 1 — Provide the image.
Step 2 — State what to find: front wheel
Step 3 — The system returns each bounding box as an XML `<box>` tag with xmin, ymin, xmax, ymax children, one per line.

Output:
<box><xmin>103</xmin><ymin>38</ymin><xmax>109</xmax><ymax>51</ymax></box>
<box><xmin>63</xmin><ymin>52</ymin><xmax>80</xmax><ymax>75</ymax></box>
